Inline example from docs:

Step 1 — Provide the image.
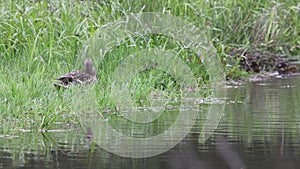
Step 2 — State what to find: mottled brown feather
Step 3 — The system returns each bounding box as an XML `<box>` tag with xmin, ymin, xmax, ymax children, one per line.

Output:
<box><xmin>54</xmin><ymin>58</ymin><xmax>97</xmax><ymax>89</ymax></box>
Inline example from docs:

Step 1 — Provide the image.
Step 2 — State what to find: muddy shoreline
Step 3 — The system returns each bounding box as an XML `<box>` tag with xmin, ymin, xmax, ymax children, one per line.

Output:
<box><xmin>226</xmin><ymin>51</ymin><xmax>300</xmax><ymax>82</ymax></box>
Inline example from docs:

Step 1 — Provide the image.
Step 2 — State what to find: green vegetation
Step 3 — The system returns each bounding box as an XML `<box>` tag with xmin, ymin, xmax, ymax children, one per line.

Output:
<box><xmin>0</xmin><ymin>0</ymin><xmax>299</xmax><ymax>134</ymax></box>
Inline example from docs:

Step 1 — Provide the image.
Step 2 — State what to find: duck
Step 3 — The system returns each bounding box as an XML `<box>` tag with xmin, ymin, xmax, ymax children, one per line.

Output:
<box><xmin>53</xmin><ymin>58</ymin><xmax>97</xmax><ymax>89</ymax></box>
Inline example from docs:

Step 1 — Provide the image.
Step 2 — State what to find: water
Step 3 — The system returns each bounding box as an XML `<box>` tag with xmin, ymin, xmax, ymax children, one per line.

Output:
<box><xmin>1</xmin><ymin>75</ymin><xmax>300</xmax><ymax>169</ymax></box>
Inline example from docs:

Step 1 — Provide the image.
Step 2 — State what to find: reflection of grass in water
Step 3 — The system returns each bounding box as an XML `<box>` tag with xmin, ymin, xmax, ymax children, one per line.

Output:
<box><xmin>103</xmin><ymin>109</ymin><xmax>180</xmax><ymax>138</ymax></box>
<box><xmin>0</xmin><ymin>130</ymin><xmax>96</xmax><ymax>167</ymax></box>
<box><xmin>1</xmin><ymin>0</ymin><xmax>299</xmax><ymax>134</ymax></box>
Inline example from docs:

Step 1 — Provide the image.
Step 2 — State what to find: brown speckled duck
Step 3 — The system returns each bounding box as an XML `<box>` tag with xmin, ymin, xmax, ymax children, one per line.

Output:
<box><xmin>54</xmin><ymin>58</ymin><xmax>97</xmax><ymax>89</ymax></box>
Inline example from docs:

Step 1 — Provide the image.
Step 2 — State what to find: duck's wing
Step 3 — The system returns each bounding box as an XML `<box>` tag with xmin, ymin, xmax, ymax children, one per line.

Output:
<box><xmin>56</xmin><ymin>70</ymin><xmax>82</xmax><ymax>84</ymax></box>
<box><xmin>75</xmin><ymin>72</ymin><xmax>97</xmax><ymax>84</ymax></box>
<box><xmin>54</xmin><ymin>70</ymin><xmax>84</xmax><ymax>89</ymax></box>
<box><xmin>54</xmin><ymin>69</ymin><xmax>97</xmax><ymax>89</ymax></box>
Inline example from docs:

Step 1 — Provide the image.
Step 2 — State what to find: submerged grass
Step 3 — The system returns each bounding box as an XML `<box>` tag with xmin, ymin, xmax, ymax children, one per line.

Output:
<box><xmin>0</xmin><ymin>0</ymin><xmax>299</xmax><ymax>133</ymax></box>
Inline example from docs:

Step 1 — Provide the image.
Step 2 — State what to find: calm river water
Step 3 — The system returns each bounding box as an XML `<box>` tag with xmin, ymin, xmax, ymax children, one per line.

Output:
<box><xmin>1</xmin><ymin>75</ymin><xmax>300</xmax><ymax>169</ymax></box>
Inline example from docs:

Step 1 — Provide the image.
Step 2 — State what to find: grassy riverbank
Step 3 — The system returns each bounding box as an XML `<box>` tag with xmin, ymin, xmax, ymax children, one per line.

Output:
<box><xmin>0</xmin><ymin>0</ymin><xmax>299</xmax><ymax>133</ymax></box>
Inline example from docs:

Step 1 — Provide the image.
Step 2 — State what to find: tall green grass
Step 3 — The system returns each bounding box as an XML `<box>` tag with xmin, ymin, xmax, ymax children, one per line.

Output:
<box><xmin>0</xmin><ymin>0</ymin><xmax>299</xmax><ymax>133</ymax></box>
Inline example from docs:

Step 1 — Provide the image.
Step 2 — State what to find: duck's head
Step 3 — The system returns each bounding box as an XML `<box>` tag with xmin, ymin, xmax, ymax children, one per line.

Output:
<box><xmin>84</xmin><ymin>58</ymin><xmax>94</xmax><ymax>74</ymax></box>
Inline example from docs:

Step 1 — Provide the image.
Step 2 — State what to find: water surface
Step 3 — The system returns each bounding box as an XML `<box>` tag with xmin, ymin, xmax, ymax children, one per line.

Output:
<box><xmin>1</xmin><ymin>75</ymin><xmax>300</xmax><ymax>169</ymax></box>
